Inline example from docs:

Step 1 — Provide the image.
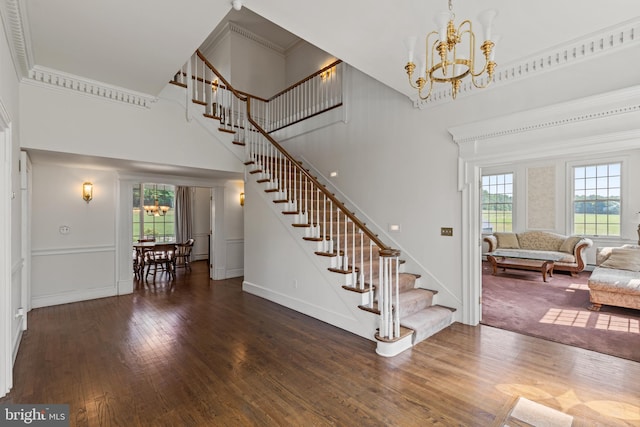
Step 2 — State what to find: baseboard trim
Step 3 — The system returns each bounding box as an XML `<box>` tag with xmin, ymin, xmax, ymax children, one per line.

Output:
<box><xmin>242</xmin><ymin>280</ymin><xmax>374</xmax><ymax>341</ymax></box>
<box><xmin>226</xmin><ymin>268</ymin><xmax>244</xmax><ymax>278</ymax></box>
<box><xmin>31</xmin><ymin>286</ymin><xmax>117</xmax><ymax>308</ymax></box>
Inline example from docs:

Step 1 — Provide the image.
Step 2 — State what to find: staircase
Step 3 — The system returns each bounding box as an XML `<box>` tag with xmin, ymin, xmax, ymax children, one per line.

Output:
<box><xmin>171</xmin><ymin>51</ymin><xmax>455</xmax><ymax>356</ymax></box>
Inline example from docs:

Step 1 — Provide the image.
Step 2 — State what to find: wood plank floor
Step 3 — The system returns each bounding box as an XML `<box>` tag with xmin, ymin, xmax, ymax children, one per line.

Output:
<box><xmin>2</xmin><ymin>261</ymin><xmax>639</xmax><ymax>426</ymax></box>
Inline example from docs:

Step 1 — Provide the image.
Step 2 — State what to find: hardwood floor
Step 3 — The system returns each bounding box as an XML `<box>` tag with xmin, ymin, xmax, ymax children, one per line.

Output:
<box><xmin>2</xmin><ymin>261</ymin><xmax>639</xmax><ymax>426</ymax></box>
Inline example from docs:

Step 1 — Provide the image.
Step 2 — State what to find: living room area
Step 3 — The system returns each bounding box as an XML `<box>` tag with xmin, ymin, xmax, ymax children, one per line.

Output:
<box><xmin>479</xmin><ymin>153</ymin><xmax>640</xmax><ymax>362</ymax></box>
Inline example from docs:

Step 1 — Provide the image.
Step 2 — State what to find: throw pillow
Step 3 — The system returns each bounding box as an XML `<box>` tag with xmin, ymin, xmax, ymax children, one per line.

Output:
<box><xmin>559</xmin><ymin>236</ymin><xmax>582</xmax><ymax>254</ymax></box>
<box><xmin>600</xmin><ymin>248</ymin><xmax>640</xmax><ymax>272</ymax></box>
<box><xmin>495</xmin><ymin>232</ymin><xmax>520</xmax><ymax>249</ymax></box>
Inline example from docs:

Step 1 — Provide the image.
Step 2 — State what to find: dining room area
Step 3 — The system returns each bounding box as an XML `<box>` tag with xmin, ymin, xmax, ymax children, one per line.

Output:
<box><xmin>28</xmin><ymin>158</ymin><xmax>245</xmax><ymax>309</ymax></box>
<box><xmin>132</xmin><ymin>182</ymin><xmax>217</xmax><ymax>287</ymax></box>
<box><xmin>133</xmin><ymin>238</ymin><xmax>195</xmax><ymax>286</ymax></box>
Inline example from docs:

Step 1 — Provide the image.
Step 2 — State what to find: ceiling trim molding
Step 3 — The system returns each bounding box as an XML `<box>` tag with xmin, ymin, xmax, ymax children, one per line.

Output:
<box><xmin>200</xmin><ymin>21</ymin><xmax>287</xmax><ymax>59</ymax></box>
<box><xmin>228</xmin><ymin>22</ymin><xmax>286</xmax><ymax>54</ymax></box>
<box><xmin>414</xmin><ymin>17</ymin><xmax>640</xmax><ymax>109</ymax></box>
<box><xmin>24</xmin><ymin>66</ymin><xmax>157</xmax><ymax>108</ymax></box>
<box><xmin>448</xmin><ymin>85</ymin><xmax>640</xmax><ymax>146</ymax></box>
<box><xmin>0</xmin><ymin>0</ymin><xmax>33</xmax><ymax>79</ymax></box>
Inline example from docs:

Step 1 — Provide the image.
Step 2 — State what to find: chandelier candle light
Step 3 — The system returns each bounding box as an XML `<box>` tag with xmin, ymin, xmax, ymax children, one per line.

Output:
<box><xmin>404</xmin><ymin>0</ymin><xmax>498</xmax><ymax>100</ymax></box>
<box><xmin>144</xmin><ymin>186</ymin><xmax>170</xmax><ymax>217</ymax></box>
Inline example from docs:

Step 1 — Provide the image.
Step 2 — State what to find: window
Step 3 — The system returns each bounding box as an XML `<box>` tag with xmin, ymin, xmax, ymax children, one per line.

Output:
<box><xmin>133</xmin><ymin>183</ymin><xmax>175</xmax><ymax>242</ymax></box>
<box><xmin>482</xmin><ymin>173</ymin><xmax>513</xmax><ymax>233</ymax></box>
<box><xmin>573</xmin><ymin>162</ymin><xmax>620</xmax><ymax>236</ymax></box>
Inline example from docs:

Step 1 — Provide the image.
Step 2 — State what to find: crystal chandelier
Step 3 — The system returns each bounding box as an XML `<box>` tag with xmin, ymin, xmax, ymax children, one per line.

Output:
<box><xmin>404</xmin><ymin>0</ymin><xmax>498</xmax><ymax>100</ymax></box>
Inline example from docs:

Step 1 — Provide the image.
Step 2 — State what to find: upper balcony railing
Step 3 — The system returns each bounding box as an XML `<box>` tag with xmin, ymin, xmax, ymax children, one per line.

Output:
<box><xmin>266</xmin><ymin>60</ymin><xmax>343</xmax><ymax>132</ymax></box>
<box><xmin>172</xmin><ymin>51</ymin><xmax>343</xmax><ymax>134</ymax></box>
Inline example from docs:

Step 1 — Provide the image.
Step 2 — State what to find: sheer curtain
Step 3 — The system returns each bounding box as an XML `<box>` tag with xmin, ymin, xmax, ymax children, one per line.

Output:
<box><xmin>175</xmin><ymin>186</ymin><xmax>192</xmax><ymax>243</ymax></box>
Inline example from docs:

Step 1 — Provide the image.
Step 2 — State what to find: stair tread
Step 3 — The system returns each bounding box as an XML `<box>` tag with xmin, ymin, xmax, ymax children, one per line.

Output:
<box><xmin>400</xmin><ymin>306</ymin><xmax>454</xmax><ymax>345</ymax></box>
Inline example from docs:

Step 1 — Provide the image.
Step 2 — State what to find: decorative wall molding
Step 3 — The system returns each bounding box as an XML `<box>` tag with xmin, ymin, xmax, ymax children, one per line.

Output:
<box><xmin>415</xmin><ymin>18</ymin><xmax>640</xmax><ymax>109</ymax></box>
<box><xmin>201</xmin><ymin>22</ymin><xmax>289</xmax><ymax>57</ymax></box>
<box><xmin>32</xmin><ymin>244</ymin><xmax>116</xmax><ymax>257</ymax></box>
<box><xmin>31</xmin><ymin>285</ymin><xmax>117</xmax><ymax>309</ymax></box>
<box><xmin>449</xmin><ymin>85</ymin><xmax>640</xmax><ymax>146</ymax></box>
<box><xmin>0</xmin><ymin>0</ymin><xmax>33</xmax><ymax>78</ymax></box>
<box><xmin>2</xmin><ymin>0</ymin><xmax>156</xmax><ymax>108</ymax></box>
<box><xmin>229</xmin><ymin>22</ymin><xmax>287</xmax><ymax>54</ymax></box>
<box><xmin>24</xmin><ymin>66</ymin><xmax>157</xmax><ymax>108</ymax></box>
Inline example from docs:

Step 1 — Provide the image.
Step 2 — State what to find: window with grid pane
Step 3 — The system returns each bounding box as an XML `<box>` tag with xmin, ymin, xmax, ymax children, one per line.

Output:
<box><xmin>573</xmin><ymin>162</ymin><xmax>620</xmax><ymax>236</ymax></box>
<box><xmin>132</xmin><ymin>183</ymin><xmax>176</xmax><ymax>243</ymax></box>
<box><xmin>482</xmin><ymin>173</ymin><xmax>513</xmax><ymax>233</ymax></box>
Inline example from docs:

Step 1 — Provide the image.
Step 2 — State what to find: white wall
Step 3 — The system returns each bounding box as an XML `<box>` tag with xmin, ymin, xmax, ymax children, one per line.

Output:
<box><xmin>20</xmin><ymin>83</ymin><xmax>245</xmax><ymax>175</ymax></box>
<box><xmin>284</xmin><ymin>41</ymin><xmax>336</xmax><ymax>87</ymax></box>
<box><xmin>31</xmin><ymin>163</ymin><xmax>118</xmax><ymax>307</ymax></box>
<box><xmin>229</xmin><ymin>30</ymin><xmax>284</xmax><ymax>98</ymax></box>
<box><xmin>243</xmin><ymin>177</ymin><xmax>377</xmax><ymax>339</ymax></box>
<box><xmin>201</xmin><ymin>30</ymin><xmax>231</xmax><ymax>83</ymax></box>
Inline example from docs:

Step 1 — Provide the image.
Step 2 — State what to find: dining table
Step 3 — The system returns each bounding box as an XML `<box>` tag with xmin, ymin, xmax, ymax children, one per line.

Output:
<box><xmin>132</xmin><ymin>241</ymin><xmax>176</xmax><ymax>280</ymax></box>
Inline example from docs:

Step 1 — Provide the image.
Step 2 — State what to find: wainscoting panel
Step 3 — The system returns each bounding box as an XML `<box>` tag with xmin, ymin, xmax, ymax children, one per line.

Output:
<box><xmin>226</xmin><ymin>238</ymin><xmax>244</xmax><ymax>278</ymax></box>
<box><xmin>31</xmin><ymin>245</ymin><xmax>116</xmax><ymax>308</ymax></box>
<box><xmin>193</xmin><ymin>232</ymin><xmax>209</xmax><ymax>261</ymax></box>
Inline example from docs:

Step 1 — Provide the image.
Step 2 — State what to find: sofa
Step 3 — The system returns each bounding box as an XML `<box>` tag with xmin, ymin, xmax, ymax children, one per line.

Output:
<box><xmin>587</xmin><ymin>244</ymin><xmax>640</xmax><ymax>311</ymax></box>
<box><xmin>484</xmin><ymin>231</ymin><xmax>593</xmax><ymax>276</ymax></box>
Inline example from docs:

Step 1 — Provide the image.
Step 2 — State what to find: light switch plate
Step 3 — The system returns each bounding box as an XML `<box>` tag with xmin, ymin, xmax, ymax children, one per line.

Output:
<box><xmin>441</xmin><ymin>227</ymin><xmax>453</xmax><ymax>236</ymax></box>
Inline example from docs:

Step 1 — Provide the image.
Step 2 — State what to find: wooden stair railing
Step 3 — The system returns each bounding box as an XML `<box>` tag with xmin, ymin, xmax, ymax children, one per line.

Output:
<box><xmin>173</xmin><ymin>51</ymin><xmax>406</xmax><ymax>343</ymax></box>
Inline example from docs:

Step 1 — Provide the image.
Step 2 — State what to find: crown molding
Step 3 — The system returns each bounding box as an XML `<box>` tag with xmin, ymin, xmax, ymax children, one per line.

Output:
<box><xmin>24</xmin><ymin>66</ymin><xmax>157</xmax><ymax>108</ymax></box>
<box><xmin>201</xmin><ymin>21</ymin><xmax>287</xmax><ymax>57</ymax></box>
<box><xmin>0</xmin><ymin>0</ymin><xmax>33</xmax><ymax>79</ymax></box>
<box><xmin>228</xmin><ymin>22</ymin><xmax>286</xmax><ymax>54</ymax></box>
<box><xmin>2</xmin><ymin>0</ymin><xmax>155</xmax><ymax>108</ymax></box>
<box><xmin>415</xmin><ymin>17</ymin><xmax>640</xmax><ymax>109</ymax></box>
<box><xmin>448</xmin><ymin>84</ymin><xmax>640</xmax><ymax>146</ymax></box>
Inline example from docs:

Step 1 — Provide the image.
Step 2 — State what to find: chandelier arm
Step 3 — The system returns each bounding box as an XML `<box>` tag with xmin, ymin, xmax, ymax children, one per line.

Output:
<box><xmin>405</xmin><ymin>62</ymin><xmax>420</xmax><ymax>89</ymax></box>
<box><xmin>418</xmin><ymin>78</ymin><xmax>435</xmax><ymax>100</ymax></box>
<box><xmin>456</xmin><ymin>19</ymin><xmax>473</xmax><ymax>42</ymax></box>
<box><xmin>470</xmin><ymin>65</ymin><xmax>495</xmax><ymax>89</ymax></box>
<box><xmin>425</xmin><ymin>31</ymin><xmax>439</xmax><ymax>80</ymax></box>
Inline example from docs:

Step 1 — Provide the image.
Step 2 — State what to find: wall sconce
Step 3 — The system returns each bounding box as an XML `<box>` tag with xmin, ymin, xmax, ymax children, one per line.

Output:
<box><xmin>320</xmin><ymin>69</ymin><xmax>332</xmax><ymax>81</ymax></box>
<box><xmin>82</xmin><ymin>182</ymin><xmax>93</xmax><ymax>203</ymax></box>
<box><xmin>240</xmin><ymin>192</ymin><xmax>245</xmax><ymax>206</ymax></box>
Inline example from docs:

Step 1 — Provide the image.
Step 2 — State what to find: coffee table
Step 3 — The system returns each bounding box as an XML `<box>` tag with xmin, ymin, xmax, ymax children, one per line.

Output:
<box><xmin>485</xmin><ymin>250</ymin><xmax>565</xmax><ymax>282</ymax></box>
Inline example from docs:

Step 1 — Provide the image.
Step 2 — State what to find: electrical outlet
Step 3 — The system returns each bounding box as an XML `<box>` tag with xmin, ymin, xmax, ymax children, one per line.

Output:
<box><xmin>441</xmin><ymin>227</ymin><xmax>453</xmax><ymax>236</ymax></box>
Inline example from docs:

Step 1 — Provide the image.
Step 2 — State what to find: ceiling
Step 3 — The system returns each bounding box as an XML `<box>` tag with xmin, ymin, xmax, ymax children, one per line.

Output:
<box><xmin>8</xmin><ymin>0</ymin><xmax>640</xmax><ymax>177</ymax></box>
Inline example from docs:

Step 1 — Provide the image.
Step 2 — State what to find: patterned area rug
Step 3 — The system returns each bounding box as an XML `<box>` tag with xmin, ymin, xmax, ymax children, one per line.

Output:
<box><xmin>492</xmin><ymin>396</ymin><xmax>573</xmax><ymax>427</ymax></box>
<box><xmin>481</xmin><ymin>262</ymin><xmax>640</xmax><ymax>362</ymax></box>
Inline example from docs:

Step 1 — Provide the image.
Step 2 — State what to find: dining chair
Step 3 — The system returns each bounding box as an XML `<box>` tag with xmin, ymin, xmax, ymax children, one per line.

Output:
<box><xmin>174</xmin><ymin>239</ymin><xmax>195</xmax><ymax>273</ymax></box>
<box><xmin>144</xmin><ymin>243</ymin><xmax>176</xmax><ymax>283</ymax></box>
<box><xmin>134</xmin><ymin>238</ymin><xmax>156</xmax><ymax>280</ymax></box>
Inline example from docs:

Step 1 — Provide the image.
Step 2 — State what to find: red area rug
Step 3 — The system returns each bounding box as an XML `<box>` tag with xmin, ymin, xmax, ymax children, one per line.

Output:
<box><xmin>481</xmin><ymin>262</ymin><xmax>640</xmax><ymax>362</ymax></box>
